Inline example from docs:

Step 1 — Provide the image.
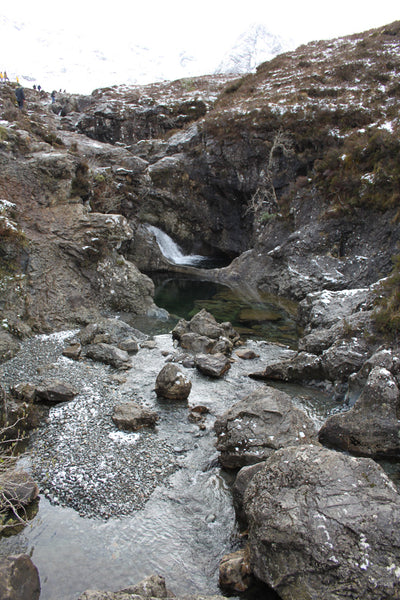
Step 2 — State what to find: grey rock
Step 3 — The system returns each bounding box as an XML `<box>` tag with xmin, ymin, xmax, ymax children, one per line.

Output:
<box><xmin>319</xmin><ymin>366</ymin><xmax>400</xmax><ymax>457</ymax></box>
<box><xmin>35</xmin><ymin>379</ymin><xmax>78</xmax><ymax>404</ymax></box>
<box><xmin>172</xmin><ymin>310</ymin><xmax>239</xmax><ymax>357</ymax></box>
<box><xmin>250</xmin><ymin>351</ymin><xmax>323</xmax><ymax>383</ymax></box>
<box><xmin>235</xmin><ymin>348</ymin><xmax>260</xmax><ymax>360</ymax></box>
<box><xmin>0</xmin><ymin>470</ymin><xmax>39</xmax><ymax>510</ymax></box>
<box><xmin>321</xmin><ymin>337</ymin><xmax>370</xmax><ymax>382</ymax></box>
<box><xmin>10</xmin><ymin>382</ymin><xmax>37</xmax><ymax>402</ymax></box>
<box><xmin>85</xmin><ymin>343</ymin><xmax>131</xmax><ymax>369</ymax></box>
<box><xmin>180</xmin><ymin>332</ymin><xmax>215</xmax><ymax>354</ymax></box>
<box><xmin>195</xmin><ymin>353</ymin><xmax>231</xmax><ymax>378</ymax></box>
<box><xmin>62</xmin><ymin>342</ymin><xmax>82</xmax><ymax>360</ymax></box>
<box><xmin>244</xmin><ymin>444</ymin><xmax>400</xmax><ymax>600</ymax></box>
<box><xmin>232</xmin><ymin>462</ymin><xmax>266</xmax><ymax>528</ymax></box>
<box><xmin>214</xmin><ymin>388</ymin><xmax>316</xmax><ymax>469</ymax></box>
<box><xmin>0</xmin><ymin>331</ymin><xmax>20</xmax><ymax>363</ymax></box>
<box><xmin>155</xmin><ymin>363</ymin><xmax>192</xmax><ymax>400</ymax></box>
<box><xmin>112</xmin><ymin>402</ymin><xmax>159</xmax><ymax>431</ymax></box>
<box><xmin>298</xmin><ymin>288</ymin><xmax>371</xmax><ymax>330</ymax></box>
<box><xmin>78</xmin><ymin>572</ymin><xmax>227</xmax><ymax>599</ymax></box>
<box><xmin>0</xmin><ymin>554</ymin><xmax>40</xmax><ymax>600</ymax></box>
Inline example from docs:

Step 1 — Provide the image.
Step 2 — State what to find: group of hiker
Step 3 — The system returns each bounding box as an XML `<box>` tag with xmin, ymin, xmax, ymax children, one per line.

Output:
<box><xmin>1</xmin><ymin>69</ymin><xmax>66</xmax><ymax>110</ymax></box>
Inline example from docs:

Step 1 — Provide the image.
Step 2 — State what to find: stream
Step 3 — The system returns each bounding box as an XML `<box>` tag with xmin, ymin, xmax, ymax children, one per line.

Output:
<box><xmin>0</xmin><ymin>272</ymin><xmax>338</xmax><ymax>599</ymax></box>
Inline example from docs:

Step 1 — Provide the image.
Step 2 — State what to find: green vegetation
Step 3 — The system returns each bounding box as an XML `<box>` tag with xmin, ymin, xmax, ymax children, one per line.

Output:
<box><xmin>373</xmin><ymin>254</ymin><xmax>400</xmax><ymax>341</ymax></box>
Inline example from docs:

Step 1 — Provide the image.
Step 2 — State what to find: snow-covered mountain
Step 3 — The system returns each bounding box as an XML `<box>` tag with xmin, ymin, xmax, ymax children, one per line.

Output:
<box><xmin>216</xmin><ymin>24</ymin><xmax>294</xmax><ymax>74</ymax></box>
<box><xmin>0</xmin><ymin>15</ymin><xmax>294</xmax><ymax>94</ymax></box>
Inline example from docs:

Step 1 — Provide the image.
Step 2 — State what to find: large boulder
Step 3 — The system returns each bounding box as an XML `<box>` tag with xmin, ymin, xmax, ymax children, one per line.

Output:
<box><xmin>78</xmin><ymin>317</ymin><xmax>145</xmax><ymax>348</ymax></box>
<box><xmin>155</xmin><ymin>363</ymin><xmax>192</xmax><ymax>400</ymax></box>
<box><xmin>0</xmin><ymin>554</ymin><xmax>40</xmax><ymax>600</ymax></box>
<box><xmin>172</xmin><ymin>309</ymin><xmax>240</xmax><ymax>356</ymax></box>
<box><xmin>35</xmin><ymin>379</ymin><xmax>78</xmax><ymax>404</ymax></box>
<box><xmin>84</xmin><ymin>343</ymin><xmax>131</xmax><ymax>369</ymax></box>
<box><xmin>244</xmin><ymin>445</ymin><xmax>400</xmax><ymax>600</ymax></box>
<box><xmin>112</xmin><ymin>402</ymin><xmax>159</xmax><ymax>431</ymax></box>
<box><xmin>250</xmin><ymin>351</ymin><xmax>323</xmax><ymax>383</ymax></box>
<box><xmin>298</xmin><ymin>288</ymin><xmax>371</xmax><ymax>330</ymax></box>
<box><xmin>214</xmin><ymin>388</ymin><xmax>317</xmax><ymax>469</ymax></box>
<box><xmin>195</xmin><ymin>353</ymin><xmax>231</xmax><ymax>378</ymax></box>
<box><xmin>319</xmin><ymin>366</ymin><xmax>400</xmax><ymax>457</ymax></box>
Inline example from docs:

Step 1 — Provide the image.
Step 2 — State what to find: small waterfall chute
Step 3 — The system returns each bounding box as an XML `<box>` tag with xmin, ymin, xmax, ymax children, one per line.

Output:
<box><xmin>146</xmin><ymin>224</ymin><xmax>206</xmax><ymax>266</ymax></box>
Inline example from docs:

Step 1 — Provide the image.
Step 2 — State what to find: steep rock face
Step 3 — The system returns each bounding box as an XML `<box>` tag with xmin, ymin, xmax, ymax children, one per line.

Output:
<box><xmin>0</xmin><ymin>99</ymin><xmax>155</xmax><ymax>333</ymax></box>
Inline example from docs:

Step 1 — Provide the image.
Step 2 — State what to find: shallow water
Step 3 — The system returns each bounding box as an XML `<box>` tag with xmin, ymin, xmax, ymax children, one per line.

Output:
<box><xmin>0</xmin><ymin>329</ymin><xmax>336</xmax><ymax>599</ymax></box>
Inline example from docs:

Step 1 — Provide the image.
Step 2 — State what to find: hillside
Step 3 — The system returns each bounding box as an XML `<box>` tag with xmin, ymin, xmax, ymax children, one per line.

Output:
<box><xmin>0</xmin><ymin>20</ymin><xmax>399</xmax><ymax>340</ymax></box>
<box><xmin>1</xmin><ymin>20</ymin><xmax>400</xmax><ymax>600</ymax></box>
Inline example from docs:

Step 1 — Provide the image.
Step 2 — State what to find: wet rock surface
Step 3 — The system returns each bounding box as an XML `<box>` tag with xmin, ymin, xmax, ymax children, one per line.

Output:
<box><xmin>214</xmin><ymin>388</ymin><xmax>317</xmax><ymax>469</ymax></box>
<box><xmin>0</xmin><ymin>328</ymin><xmax>330</xmax><ymax>599</ymax></box>
<box><xmin>0</xmin><ymin>554</ymin><xmax>41</xmax><ymax>600</ymax></box>
<box><xmin>244</xmin><ymin>444</ymin><xmax>400</xmax><ymax>600</ymax></box>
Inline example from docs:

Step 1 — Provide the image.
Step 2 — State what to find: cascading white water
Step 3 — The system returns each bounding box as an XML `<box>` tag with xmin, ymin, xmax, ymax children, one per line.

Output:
<box><xmin>146</xmin><ymin>224</ymin><xmax>206</xmax><ymax>266</ymax></box>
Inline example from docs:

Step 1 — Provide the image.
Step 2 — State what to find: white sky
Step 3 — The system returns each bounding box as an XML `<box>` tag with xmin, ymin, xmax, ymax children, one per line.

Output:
<box><xmin>1</xmin><ymin>0</ymin><xmax>399</xmax><ymax>93</ymax></box>
<box><xmin>4</xmin><ymin>0</ymin><xmax>399</xmax><ymax>48</ymax></box>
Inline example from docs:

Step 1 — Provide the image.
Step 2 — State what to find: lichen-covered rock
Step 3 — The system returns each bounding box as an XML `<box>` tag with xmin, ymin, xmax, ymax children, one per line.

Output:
<box><xmin>214</xmin><ymin>388</ymin><xmax>317</xmax><ymax>469</ymax></box>
<box><xmin>319</xmin><ymin>366</ymin><xmax>400</xmax><ymax>457</ymax></box>
<box><xmin>244</xmin><ymin>445</ymin><xmax>400</xmax><ymax>600</ymax></box>
<box><xmin>155</xmin><ymin>363</ymin><xmax>192</xmax><ymax>400</ymax></box>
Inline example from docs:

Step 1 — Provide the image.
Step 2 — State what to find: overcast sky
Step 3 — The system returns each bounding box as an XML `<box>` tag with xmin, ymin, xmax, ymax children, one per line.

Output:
<box><xmin>1</xmin><ymin>0</ymin><xmax>399</xmax><ymax>92</ymax></box>
<box><xmin>4</xmin><ymin>0</ymin><xmax>399</xmax><ymax>48</ymax></box>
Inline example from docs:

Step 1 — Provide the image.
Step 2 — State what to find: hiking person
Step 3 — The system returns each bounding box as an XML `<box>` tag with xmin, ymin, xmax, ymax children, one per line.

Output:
<box><xmin>15</xmin><ymin>85</ymin><xmax>25</xmax><ymax>109</ymax></box>
<box><xmin>51</xmin><ymin>90</ymin><xmax>56</xmax><ymax>103</ymax></box>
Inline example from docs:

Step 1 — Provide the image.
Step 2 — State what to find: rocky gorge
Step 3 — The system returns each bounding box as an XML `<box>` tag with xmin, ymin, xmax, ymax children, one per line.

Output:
<box><xmin>1</xmin><ymin>20</ymin><xmax>400</xmax><ymax>600</ymax></box>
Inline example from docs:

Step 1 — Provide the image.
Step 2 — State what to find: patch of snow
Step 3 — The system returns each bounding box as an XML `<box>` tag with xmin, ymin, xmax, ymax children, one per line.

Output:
<box><xmin>108</xmin><ymin>431</ymin><xmax>140</xmax><ymax>445</ymax></box>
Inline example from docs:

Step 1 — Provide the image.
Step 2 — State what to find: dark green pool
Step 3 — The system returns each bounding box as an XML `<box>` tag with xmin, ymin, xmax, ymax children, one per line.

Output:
<box><xmin>149</xmin><ymin>274</ymin><xmax>300</xmax><ymax>348</ymax></box>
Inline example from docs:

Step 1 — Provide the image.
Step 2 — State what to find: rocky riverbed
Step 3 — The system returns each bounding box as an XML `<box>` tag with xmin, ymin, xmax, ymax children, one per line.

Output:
<box><xmin>0</xmin><ymin>314</ymin><xmax>338</xmax><ymax>600</ymax></box>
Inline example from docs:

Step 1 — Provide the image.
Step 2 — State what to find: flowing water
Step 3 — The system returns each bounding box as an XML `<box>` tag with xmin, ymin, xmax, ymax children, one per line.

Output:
<box><xmin>0</xmin><ymin>235</ymin><xmax>337</xmax><ymax>599</ymax></box>
<box><xmin>0</xmin><ymin>323</ymin><xmax>338</xmax><ymax>600</ymax></box>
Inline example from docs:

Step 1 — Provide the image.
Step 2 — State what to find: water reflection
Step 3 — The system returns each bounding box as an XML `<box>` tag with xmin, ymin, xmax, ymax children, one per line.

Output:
<box><xmin>149</xmin><ymin>274</ymin><xmax>299</xmax><ymax>348</ymax></box>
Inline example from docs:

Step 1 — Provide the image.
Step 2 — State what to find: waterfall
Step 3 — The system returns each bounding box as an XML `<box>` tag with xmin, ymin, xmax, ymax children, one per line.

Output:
<box><xmin>146</xmin><ymin>224</ymin><xmax>207</xmax><ymax>266</ymax></box>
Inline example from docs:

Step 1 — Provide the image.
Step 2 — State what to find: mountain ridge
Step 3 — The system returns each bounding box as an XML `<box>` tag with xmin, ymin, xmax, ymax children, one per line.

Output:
<box><xmin>0</xmin><ymin>15</ymin><xmax>293</xmax><ymax>94</ymax></box>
